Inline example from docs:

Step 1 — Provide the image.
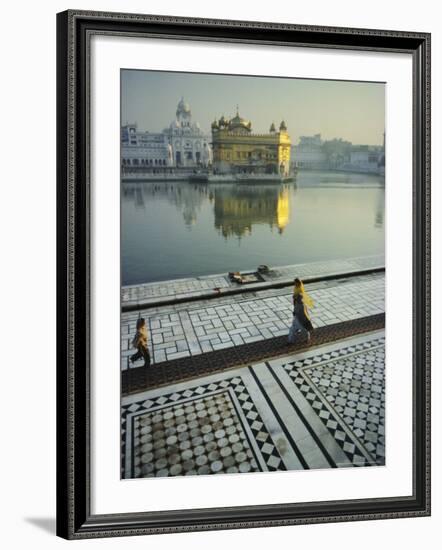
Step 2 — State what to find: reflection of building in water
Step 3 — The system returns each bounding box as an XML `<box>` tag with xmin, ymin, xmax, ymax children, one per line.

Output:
<box><xmin>374</xmin><ymin>187</ymin><xmax>385</xmax><ymax>228</ymax></box>
<box><xmin>276</xmin><ymin>188</ymin><xmax>290</xmax><ymax>231</ymax></box>
<box><xmin>122</xmin><ymin>181</ymin><xmax>294</xmax><ymax>235</ymax></box>
<box><xmin>122</xmin><ymin>181</ymin><xmax>210</xmax><ymax>227</ymax></box>
<box><xmin>134</xmin><ymin>186</ymin><xmax>145</xmax><ymax>209</ymax></box>
<box><xmin>211</xmin><ymin>109</ymin><xmax>291</xmax><ymax>176</ymax></box>
<box><xmin>213</xmin><ymin>186</ymin><xmax>291</xmax><ymax>239</ymax></box>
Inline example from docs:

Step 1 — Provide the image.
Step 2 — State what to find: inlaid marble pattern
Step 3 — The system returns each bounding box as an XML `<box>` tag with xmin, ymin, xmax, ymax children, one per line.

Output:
<box><xmin>122</xmin><ymin>332</ymin><xmax>385</xmax><ymax>479</ymax></box>
<box><xmin>283</xmin><ymin>336</ymin><xmax>385</xmax><ymax>465</ymax></box>
<box><xmin>122</xmin><ymin>377</ymin><xmax>285</xmax><ymax>478</ymax></box>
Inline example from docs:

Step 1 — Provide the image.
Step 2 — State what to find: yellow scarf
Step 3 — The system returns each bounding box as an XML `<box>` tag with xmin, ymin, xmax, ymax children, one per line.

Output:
<box><xmin>294</xmin><ymin>281</ymin><xmax>314</xmax><ymax>308</ymax></box>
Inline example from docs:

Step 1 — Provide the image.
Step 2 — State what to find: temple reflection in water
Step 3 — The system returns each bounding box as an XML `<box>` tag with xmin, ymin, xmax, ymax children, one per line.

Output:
<box><xmin>122</xmin><ymin>181</ymin><xmax>211</xmax><ymax>227</ymax></box>
<box><xmin>214</xmin><ymin>186</ymin><xmax>291</xmax><ymax>239</ymax></box>
<box><xmin>122</xmin><ymin>174</ymin><xmax>385</xmax><ymax>285</ymax></box>
<box><xmin>122</xmin><ymin>181</ymin><xmax>293</xmax><ymax>237</ymax></box>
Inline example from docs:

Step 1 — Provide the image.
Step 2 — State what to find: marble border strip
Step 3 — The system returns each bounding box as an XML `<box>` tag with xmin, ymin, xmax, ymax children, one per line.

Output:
<box><xmin>265</xmin><ymin>363</ymin><xmax>337</xmax><ymax>468</ymax></box>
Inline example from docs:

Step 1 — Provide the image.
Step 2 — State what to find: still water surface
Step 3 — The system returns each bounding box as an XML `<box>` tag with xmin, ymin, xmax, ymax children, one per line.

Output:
<box><xmin>122</xmin><ymin>171</ymin><xmax>385</xmax><ymax>286</ymax></box>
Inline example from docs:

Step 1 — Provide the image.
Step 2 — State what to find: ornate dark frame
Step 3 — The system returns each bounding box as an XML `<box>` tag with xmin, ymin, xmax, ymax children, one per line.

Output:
<box><xmin>56</xmin><ymin>9</ymin><xmax>431</xmax><ymax>540</ymax></box>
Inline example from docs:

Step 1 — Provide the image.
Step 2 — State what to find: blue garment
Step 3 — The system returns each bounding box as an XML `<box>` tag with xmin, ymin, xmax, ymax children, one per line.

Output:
<box><xmin>293</xmin><ymin>293</ymin><xmax>313</xmax><ymax>332</ymax></box>
<box><xmin>288</xmin><ymin>315</ymin><xmax>309</xmax><ymax>344</ymax></box>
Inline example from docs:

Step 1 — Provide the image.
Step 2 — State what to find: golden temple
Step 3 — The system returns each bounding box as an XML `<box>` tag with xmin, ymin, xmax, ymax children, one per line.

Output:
<box><xmin>211</xmin><ymin>109</ymin><xmax>291</xmax><ymax>177</ymax></box>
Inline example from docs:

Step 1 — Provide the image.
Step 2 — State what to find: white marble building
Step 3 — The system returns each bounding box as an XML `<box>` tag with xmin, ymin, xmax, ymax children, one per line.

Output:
<box><xmin>349</xmin><ymin>147</ymin><xmax>384</xmax><ymax>174</ymax></box>
<box><xmin>163</xmin><ymin>98</ymin><xmax>212</xmax><ymax>168</ymax></box>
<box><xmin>121</xmin><ymin>124</ymin><xmax>173</xmax><ymax>169</ymax></box>
<box><xmin>292</xmin><ymin>133</ymin><xmax>385</xmax><ymax>175</ymax></box>
<box><xmin>121</xmin><ymin>99</ymin><xmax>211</xmax><ymax>172</ymax></box>
<box><xmin>293</xmin><ymin>134</ymin><xmax>327</xmax><ymax>169</ymax></box>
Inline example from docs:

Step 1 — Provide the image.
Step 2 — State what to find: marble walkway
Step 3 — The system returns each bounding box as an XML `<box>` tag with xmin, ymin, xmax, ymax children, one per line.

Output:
<box><xmin>122</xmin><ymin>254</ymin><xmax>384</xmax><ymax>308</ymax></box>
<box><xmin>121</xmin><ymin>330</ymin><xmax>385</xmax><ymax>478</ymax></box>
<box><xmin>121</xmin><ymin>272</ymin><xmax>384</xmax><ymax>370</ymax></box>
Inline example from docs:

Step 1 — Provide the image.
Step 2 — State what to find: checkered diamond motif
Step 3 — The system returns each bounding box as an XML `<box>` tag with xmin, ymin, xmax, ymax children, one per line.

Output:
<box><xmin>285</xmin><ymin>336</ymin><xmax>385</xmax><ymax>372</ymax></box>
<box><xmin>122</xmin><ymin>376</ymin><xmax>285</xmax><ymax>478</ymax></box>
<box><xmin>284</xmin><ymin>337</ymin><xmax>385</xmax><ymax>467</ymax></box>
<box><xmin>227</xmin><ymin>376</ymin><xmax>286</xmax><ymax>472</ymax></box>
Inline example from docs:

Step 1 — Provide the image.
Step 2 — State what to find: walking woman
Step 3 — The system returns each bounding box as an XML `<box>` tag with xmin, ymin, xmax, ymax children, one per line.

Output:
<box><xmin>288</xmin><ymin>278</ymin><xmax>314</xmax><ymax>344</ymax></box>
<box><xmin>130</xmin><ymin>317</ymin><xmax>151</xmax><ymax>367</ymax></box>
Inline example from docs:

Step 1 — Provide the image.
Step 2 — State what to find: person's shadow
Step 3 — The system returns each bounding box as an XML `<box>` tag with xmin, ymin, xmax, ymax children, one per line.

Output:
<box><xmin>25</xmin><ymin>517</ymin><xmax>56</xmax><ymax>534</ymax></box>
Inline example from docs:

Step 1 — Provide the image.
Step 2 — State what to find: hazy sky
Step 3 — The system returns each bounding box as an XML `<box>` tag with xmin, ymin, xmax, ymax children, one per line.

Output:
<box><xmin>122</xmin><ymin>70</ymin><xmax>385</xmax><ymax>146</ymax></box>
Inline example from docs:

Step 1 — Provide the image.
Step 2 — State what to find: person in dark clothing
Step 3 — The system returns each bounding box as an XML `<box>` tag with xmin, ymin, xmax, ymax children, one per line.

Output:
<box><xmin>288</xmin><ymin>278</ymin><xmax>314</xmax><ymax>344</ymax></box>
<box><xmin>130</xmin><ymin>317</ymin><xmax>151</xmax><ymax>367</ymax></box>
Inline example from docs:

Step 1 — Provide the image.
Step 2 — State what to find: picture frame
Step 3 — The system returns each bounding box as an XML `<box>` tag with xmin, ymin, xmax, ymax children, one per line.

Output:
<box><xmin>56</xmin><ymin>9</ymin><xmax>431</xmax><ymax>539</ymax></box>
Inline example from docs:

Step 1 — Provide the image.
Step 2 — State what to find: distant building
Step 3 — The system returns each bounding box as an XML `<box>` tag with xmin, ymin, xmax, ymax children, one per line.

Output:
<box><xmin>347</xmin><ymin>132</ymin><xmax>385</xmax><ymax>174</ymax></box>
<box><xmin>211</xmin><ymin>109</ymin><xmax>291</xmax><ymax>176</ymax></box>
<box><xmin>322</xmin><ymin>138</ymin><xmax>353</xmax><ymax>169</ymax></box>
<box><xmin>293</xmin><ymin>134</ymin><xmax>327</xmax><ymax>169</ymax></box>
<box><xmin>121</xmin><ymin>124</ymin><xmax>173</xmax><ymax>170</ymax></box>
<box><xmin>349</xmin><ymin>146</ymin><xmax>384</xmax><ymax>174</ymax></box>
<box><xmin>121</xmin><ymin>98</ymin><xmax>211</xmax><ymax>174</ymax></box>
<box><xmin>292</xmin><ymin>133</ymin><xmax>385</xmax><ymax>175</ymax></box>
<box><xmin>163</xmin><ymin>98</ymin><xmax>212</xmax><ymax>168</ymax></box>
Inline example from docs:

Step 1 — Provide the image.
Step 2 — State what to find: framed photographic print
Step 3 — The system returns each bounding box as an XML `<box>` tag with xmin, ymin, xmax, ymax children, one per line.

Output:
<box><xmin>56</xmin><ymin>10</ymin><xmax>431</xmax><ymax>539</ymax></box>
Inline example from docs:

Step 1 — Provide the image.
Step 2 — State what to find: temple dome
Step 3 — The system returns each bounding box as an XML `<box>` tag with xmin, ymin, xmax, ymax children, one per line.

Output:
<box><xmin>279</xmin><ymin>120</ymin><xmax>287</xmax><ymax>131</ymax></box>
<box><xmin>228</xmin><ymin>109</ymin><xmax>251</xmax><ymax>132</ymax></box>
<box><xmin>176</xmin><ymin>97</ymin><xmax>191</xmax><ymax>116</ymax></box>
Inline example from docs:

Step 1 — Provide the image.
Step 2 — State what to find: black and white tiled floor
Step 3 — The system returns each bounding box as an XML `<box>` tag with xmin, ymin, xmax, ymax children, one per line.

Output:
<box><xmin>122</xmin><ymin>377</ymin><xmax>285</xmax><ymax>478</ymax></box>
<box><xmin>122</xmin><ymin>330</ymin><xmax>385</xmax><ymax>478</ymax></box>
<box><xmin>283</xmin><ymin>336</ymin><xmax>385</xmax><ymax>466</ymax></box>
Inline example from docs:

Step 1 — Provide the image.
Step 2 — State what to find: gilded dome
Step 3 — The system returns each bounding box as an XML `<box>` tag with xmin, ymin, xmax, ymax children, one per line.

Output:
<box><xmin>228</xmin><ymin>108</ymin><xmax>251</xmax><ymax>132</ymax></box>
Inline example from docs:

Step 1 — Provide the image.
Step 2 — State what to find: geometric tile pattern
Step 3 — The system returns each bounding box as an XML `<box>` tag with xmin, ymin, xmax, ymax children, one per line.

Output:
<box><xmin>284</xmin><ymin>336</ymin><xmax>385</xmax><ymax>466</ymax></box>
<box><xmin>121</xmin><ymin>273</ymin><xmax>385</xmax><ymax>369</ymax></box>
<box><xmin>130</xmin><ymin>392</ymin><xmax>258</xmax><ymax>478</ymax></box>
<box><xmin>122</xmin><ymin>331</ymin><xmax>386</xmax><ymax>479</ymax></box>
<box><xmin>122</xmin><ymin>376</ymin><xmax>285</xmax><ymax>479</ymax></box>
